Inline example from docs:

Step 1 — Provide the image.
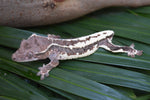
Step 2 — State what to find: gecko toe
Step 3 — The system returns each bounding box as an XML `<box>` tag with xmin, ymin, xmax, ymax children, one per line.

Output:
<box><xmin>38</xmin><ymin>67</ymin><xmax>42</xmax><ymax>70</ymax></box>
<box><xmin>40</xmin><ymin>74</ymin><xmax>45</xmax><ymax>80</ymax></box>
<box><xmin>45</xmin><ymin>73</ymin><xmax>49</xmax><ymax>77</ymax></box>
<box><xmin>37</xmin><ymin>65</ymin><xmax>50</xmax><ymax>80</ymax></box>
<box><xmin>37</xmin><ymin>71</ymin><xmax>46</xmax><ymax>80</ymax></box>
<box><xmin>37</xmin><ymin>71</ymin><xmax>41</xmax><ymax>76</ymax></box>
<box><xmin>131</xmin><ymin>54</ymin><xmax>135</xmax><ymax>58</ymax></box>
<box><xmin>127</xmin><ymin>49</ymin><xmax>143</xmax><ymax>57</ymax></box>
<box><xmin>136</xmin><ymin>50</ymin><xmax>143</xmax><ymax>56</ymax></box>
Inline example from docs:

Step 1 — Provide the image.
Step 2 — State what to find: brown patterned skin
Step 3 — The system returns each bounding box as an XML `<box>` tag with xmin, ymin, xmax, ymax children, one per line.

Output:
<box><xmin>1</xmin><ymin>0</ymin><xmax>150</xmax><ymax>27</ymax></box>
<box><xmin>12</xmin><ymin>31</ymin><xmax>143</xmax><ymax>80</ymax></box>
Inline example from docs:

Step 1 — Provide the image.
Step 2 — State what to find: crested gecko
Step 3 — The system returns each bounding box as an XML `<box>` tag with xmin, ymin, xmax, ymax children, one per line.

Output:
<box><xmin>12</xmin><ymin>30</ymin><xmax>143</xmax><ymax>80</ymax></box>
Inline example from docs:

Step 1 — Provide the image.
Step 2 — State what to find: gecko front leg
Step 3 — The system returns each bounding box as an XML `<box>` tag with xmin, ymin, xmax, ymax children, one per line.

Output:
<box><xmin>37</xmin><ymin>52</ymin><xmax>59</xmax><ymax>80</ymax></box>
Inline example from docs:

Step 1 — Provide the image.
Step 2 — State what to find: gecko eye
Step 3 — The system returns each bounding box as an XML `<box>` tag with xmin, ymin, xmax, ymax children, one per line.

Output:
<box><xmin>24</xmin><ymin>42</ymin><xmax>31</xmax><ymax>49</ymax></box>
<box><xmin>21</xmin><ymin>40</ymin><xmax>31</xmax><ymax>49</ymax></box>
<box><xmin>27</xmin><ymin>52</ymin><xmax>33</xmax><ymax>59</ymax></box>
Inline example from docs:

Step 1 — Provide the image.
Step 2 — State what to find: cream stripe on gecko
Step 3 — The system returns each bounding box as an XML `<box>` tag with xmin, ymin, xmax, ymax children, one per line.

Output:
<box><xmin>12</xmin><ymin>30</ymin><xmax>143</xmax><ymax>80</ymax></box>
<box><xmin>38</xmin><ymin>30</ymin><xmax>114</xmax><ymax>54</ymax></box>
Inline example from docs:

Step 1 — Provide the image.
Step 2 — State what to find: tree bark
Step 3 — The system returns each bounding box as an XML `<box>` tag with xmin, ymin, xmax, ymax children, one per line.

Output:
<box><xmin>0</xmin><ymin>0</ymin><xmax>150</xmax><ymax>27</ymax></box>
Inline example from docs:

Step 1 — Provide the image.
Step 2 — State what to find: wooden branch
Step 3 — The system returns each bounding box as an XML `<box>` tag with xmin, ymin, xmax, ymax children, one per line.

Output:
<box><xmin>0</xmin><ymin>0</ymin><xmax>150</xmax><ymax>27</ymax></box>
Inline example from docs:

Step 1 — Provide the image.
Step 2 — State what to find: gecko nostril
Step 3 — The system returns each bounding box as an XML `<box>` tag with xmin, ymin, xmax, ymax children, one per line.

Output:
<box><xmin>12</xmin><ymin>55</ymin><xmax>16</xmax><ymax>61</ymax></box>
<box><xmin>12</xmin><ymin>57</ymin><xmax>16</xmax><ymax>61</ymax></box>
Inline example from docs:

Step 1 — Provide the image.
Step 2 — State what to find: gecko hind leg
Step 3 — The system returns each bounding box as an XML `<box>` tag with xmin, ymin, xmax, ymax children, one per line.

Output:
<box><xmin>37</xmin><ymin>59</ymin><xmax>59</xmax><ymax>80</ymax></box>
<box><xmin>99</xmin><ymin>38</ymin><xmax>143</xmax><ymax>57</ymax></box>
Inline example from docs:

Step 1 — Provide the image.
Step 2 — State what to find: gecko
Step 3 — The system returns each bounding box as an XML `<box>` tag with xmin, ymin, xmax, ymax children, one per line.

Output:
<box><xmin>12</xmin><ymin>30</ymin><xmax>143</xmax><ymax>80</ymax></box>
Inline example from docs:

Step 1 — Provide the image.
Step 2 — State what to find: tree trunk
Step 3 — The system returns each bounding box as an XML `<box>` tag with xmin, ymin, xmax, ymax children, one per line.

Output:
<box><xmin>0</xmin><ymin>0</ymin><xmax>150</xmax><ymax>27</ymax></box>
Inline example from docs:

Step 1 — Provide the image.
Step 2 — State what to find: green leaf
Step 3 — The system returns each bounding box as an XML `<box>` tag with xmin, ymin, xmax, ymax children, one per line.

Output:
<box><xmin>135</xmin><ymin>94</ymin><xmax>150</xmax><ymax>100</ymax></box>
<box><xmin>1</xmin><ymin>6</ymin><xmax>150</xmax><ymax>99</ymax></box>
<box><xmin>0</xmin><ymin>70</ymin><xmax>49</xmax><ymax>100</ymax></box>
<box><xmin>0</xmin><ymin>47</ymin><xmax>131</xmax><ymax>100</ymax></box>
<box><xmin>61</xmin><ymin>61</ymin><xmax>150</xmax><ymax>92</ymax></box>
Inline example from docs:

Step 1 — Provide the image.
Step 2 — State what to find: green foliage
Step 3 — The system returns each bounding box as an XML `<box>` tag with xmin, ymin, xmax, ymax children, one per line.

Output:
<box><xmin>0</xmin><ymin>7</ymin><xmax>150</xmax><ymax>100</ymax></box>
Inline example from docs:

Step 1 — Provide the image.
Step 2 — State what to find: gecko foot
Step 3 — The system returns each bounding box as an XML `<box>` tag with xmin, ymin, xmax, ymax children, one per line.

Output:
<box><xmin>37</xmin><ymin>64</ymin><xmax>51</xmax><ymax>80</ymax></box>
<box><xmin>127</xmin><ymin>44</ymin><xmax>143</xmax><ymax>57</ymax></box>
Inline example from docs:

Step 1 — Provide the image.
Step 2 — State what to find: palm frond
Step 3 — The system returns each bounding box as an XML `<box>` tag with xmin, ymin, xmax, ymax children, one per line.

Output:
<box><xmin>0</xmin><ymin>7</ymin><xmax>150</xmax><ymax>100</ymax></box>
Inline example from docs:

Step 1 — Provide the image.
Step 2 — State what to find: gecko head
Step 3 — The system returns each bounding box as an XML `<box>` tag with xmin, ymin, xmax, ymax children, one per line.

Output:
<box><xmin>12</xmin><ymin>34</ymin><xmax>52</xmax><ymax>62</ymax></box>
<box><xmin>12</xmin><ymin>39</ymin><xmax>39</xmax><ymax>62</ymax></box>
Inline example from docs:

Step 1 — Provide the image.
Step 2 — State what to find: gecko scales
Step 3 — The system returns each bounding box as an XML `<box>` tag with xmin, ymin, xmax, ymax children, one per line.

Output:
<box><xmin>12</xmin><ymin>30</ymin><xmax>143</xmax><ymax>80</ymax></box>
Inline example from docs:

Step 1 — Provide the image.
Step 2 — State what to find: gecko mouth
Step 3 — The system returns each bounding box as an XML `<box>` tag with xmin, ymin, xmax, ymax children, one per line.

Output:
<box><xmin>12</xmin><ymin>54</ymin><xmax>38</xmax><ymax>62</ymax></box>
<box><xmin>12</xmin><ymin>53</ymin><xmax>18</xmax><ymax>61</ymax></box>
<box><xmin>12</xmin><ymin>55</ymin><xmax>16</xmax><ymax>61</ymax></box>
<box><xmin>12</xmin><ymin>51</ymin><xmax>38</xmax><ymax>62</ymax></box>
